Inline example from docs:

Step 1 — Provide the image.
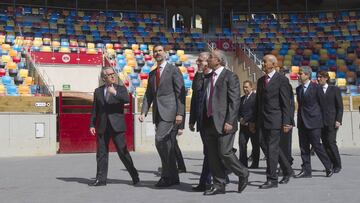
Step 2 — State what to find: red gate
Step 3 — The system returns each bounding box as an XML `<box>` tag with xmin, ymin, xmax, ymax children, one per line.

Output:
<box><xmin>58</xmin><ymin>92</ymin><xmax>134</xmax><ymax>153</ymax></box>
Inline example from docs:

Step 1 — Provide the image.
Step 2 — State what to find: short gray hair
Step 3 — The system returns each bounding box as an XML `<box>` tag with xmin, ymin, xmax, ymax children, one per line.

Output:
<box><xmin>101</xmin><ymin>67</ymin><xmax>114</xmax><ymax>78</ymax></box>
<box><xmin>199</xmin><ymin>52</ymin><xmax>210</xmax><ymax>59</ymax></box>
<box><xmin>212</xmin><ymin>50</ymin><xmax>228</xmax><ymax>67</ymax></box>
<box><xmin>300</xmin><ymin>66</ymin><xmax>312</xmax><ymax>76</ymax></box>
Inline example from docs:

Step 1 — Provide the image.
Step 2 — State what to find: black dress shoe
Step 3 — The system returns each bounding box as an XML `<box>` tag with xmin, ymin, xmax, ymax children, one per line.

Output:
<box><xmin>279</xmin><ymin>176</ymin><xmax>291</xmax><ymax>184</ymax></box>
<box><xmin>88</xmin><ymin>179</ymin><xmax>106</xmax><ymax>186</ymax></box>
<box><xmin>259</xmin><ymin>181</ymin><xmax>278</xmax><ymax>189</ymax></box>
<box><xmin>333</xmin><ymin>167</ymin><xmax>341</xmax><ymax>173</ymax></box>
<box><xmin>132</xmin><ymin>176</ymin><xmax>140</xmax><ymax>185</ymax></box>
<box><xmin>326</xmin><ymin>169</ymin><xmax>333</xmax><ymax>177</ymax></box>
<box><xmin>238</xmin><ymin>174</ymin><xmax>249</xmax><ymax>193</ymax></box>
<box><xmin>155</xmin><ymin>178</ymin><xmax>179</xmax><ymax>187</ymax></box>
<box><xmin>294</xmin><ymin>170</ymin><xmax>312</xmax><ymax>178</ymax></box>
<box><xmin>203</xmin><ymin>186</ymin><xmax>225</xmax><ymax>195</ymax></box>
<box><xmin>192</xmin><ymin>184</ymin><xmax>207</xmax><ymax>192</ymax></box>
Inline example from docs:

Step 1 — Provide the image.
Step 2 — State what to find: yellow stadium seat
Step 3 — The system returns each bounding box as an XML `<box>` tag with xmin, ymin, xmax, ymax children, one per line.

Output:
<box><xmin>1</xmin><ymin>55</ymin><xmax>12</xmax><ymax>63</ymax></box>
<box><xmin>177</xmin><ymin>50</ymin><xmax>185</xmax><ymax>56</ymax></box>
<box><xmin>127</xmin><ymin>59</ymin><xmax>136</xmax><ymax>67</ymax></box>
<box><xmin>180</xmin><ymin>55</ymin><xmax>188</xmax><ymax>62</ymax></box>
<box><xmin>124</xmin><ymin>49</ymin><xmax>133</xmax><ymax>55</ymax></box>
<box><xmin>132</xmin><ymin>44</ymin><xmax>139</xmax><ymax>51</ymax></box>
<box><xmin>141</xmin><ymin>79</ymin><xmax>148</xmax><ymax>88</ymax></box>
<box><xmin>291</xmin><ymin>66</ymin><xmax>299</xmax><ymax>74</ymax></box>
<box><xmin>105</xmin><ymin>43</ymin><xmax>113</xmax><ymax>49</ymax></box>
<box><xmin>125</xmin><ymin>53</ymin><xmax>134</xmax><ymax>60</ymax></box>
<box><xmin>0</xmin><ymin>84</ymin><xmax>5</xmax><ymax>93</ymax></box>
<box><xmin>87</xmin><ymin>43</ymin><xmax>95</xmax><ymax>49</ymax></box>
<box><xmin>123</xmin><ymin>66</ymin><xmax>132</xmax><ymax>74</ymax></box>
<box><xmin>41</xmin><ymin>46</ymin><xmax>52</xmax><ymax>52</ymax></box>
<box><xmin>24</xmin><ymin>77</ymin><xmax>33</xmax><ymax>85</ymax></box>
<box><xmin>106</xmin><ymin>48</ymin><xmax>115</xmax><ymax>56</ymax></box>
<box><xmin>118</xmin><ymin>72</ymin><xmax>126</xmax><ymax>81</ymax></box>
<box><xmin>328</xmin><ymin>72</ymin><xmax>336</xmax><ymax>80</ymax></box>
<box><xmin>179</xmin><ymin>66</ymin><xmax>187</xmax><ymax>73</ymax></box>
<box><xmin>18</xmin><ymin>85</ymin><xmax>30</xmax><ymax>95</ymax></box>
<box><xmin>6</xmin><ymin>62</ymin><xmax>16</xmax><ymax>69</ymax></box>
<box><xmin>1</xmin><ymin>43</ymin><xmax>11</xmax><ymax>51</ymax></box>
<box><xmin>135</xmin><ymin>87</ymin><xmax>145</xmax><ymax>96</ymax></box>
<box><xmin>8</xmin><ymin>49</ymin><xmax>18</xmax><ymax>57</ymax></box>
<box><xmin>59</xmin><ymin>47</ymin><xmax>71</xmax><ymax>53</ymax></box>
<box><xmin>336</xmin><ymin>78</ymin><xmax>346</xmax><ymax>87</ymax></box>
<box><xmin>19</xmin><ymin>69</ymin><xmax>29</xmax><ymax>78</ymax></box>
<box><xmin>86</xmin><ymin>48</ymin><xmax>97</xmax><ymax>54</ymax></box>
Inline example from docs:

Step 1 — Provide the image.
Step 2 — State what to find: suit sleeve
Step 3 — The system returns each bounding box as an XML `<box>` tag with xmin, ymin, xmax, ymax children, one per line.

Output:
<box><xmin>113</xmin><ymin>85</ymin><xmax>130</xmax><ymax>104</ymax></box>
<box><xmin>226</xmin><ymin>72</ymin><xmax>241</xmax><ymax>125</ymax></box>
<box><xmin>90</xmin><ymin>89</ymin><xmax>98</xmax><ymax>128</ymax></box>
<box><xmin>279</xmin><ymin>77</ymin><xmax>292</xmax><ymax>126</ymax></box>
<box><xmin>189</xmin><ymin>83</ymin><xmax>198</xmax><ymax>125</ymax></box>
<box><xmin>141</xmin><ymin>73</ymin><xmax>154</xmax><ymax>116</ymax></box>
<box><xmin>334</xmin><ymin>86</ymin><xmax>343</xmax><ymax>123</ymax></box>
<box><xmin>173</xmin><ymin>67</ymin><xmax>185</xmax><ymax>116</ymax></box>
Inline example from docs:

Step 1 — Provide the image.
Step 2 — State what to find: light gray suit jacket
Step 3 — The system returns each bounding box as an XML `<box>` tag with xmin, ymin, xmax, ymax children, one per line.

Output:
<box><xmin>201</xmin><ymin>68</ymin><xmax>241</xmax><ymax>134</ymax></box>
<box><xmin>141</xmin><ymin>62</ymin><xmax>185</xmax><ymax>124</ymax></box>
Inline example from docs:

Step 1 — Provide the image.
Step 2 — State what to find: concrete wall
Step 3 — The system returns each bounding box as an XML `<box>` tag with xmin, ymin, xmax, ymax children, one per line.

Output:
<box><xmin>134</xmin><ymin>111</ymin><xmax>360</xmax><ymax>152</ymax></box>
<box><xmin>0</xmin><ymin>113</ymin><xmax>57</xmax><ymax>157</ymax></box>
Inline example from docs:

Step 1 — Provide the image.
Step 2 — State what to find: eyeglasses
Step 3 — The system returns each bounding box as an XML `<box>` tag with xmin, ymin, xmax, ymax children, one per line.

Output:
<box><xmin>104</xmin><ymin>73</ymin><xmax>115</xmax><ymax>78</ymax></box>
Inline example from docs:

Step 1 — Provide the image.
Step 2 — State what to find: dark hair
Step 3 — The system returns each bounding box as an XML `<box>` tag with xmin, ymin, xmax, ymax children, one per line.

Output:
<box><xmin>317</xmin><ymin>70</ymin><xmax>330</xmax><ymax>82</ymax></box>
<box><xmin>153</xmin><ymin>44</ymin><xmax>165</xmax><ymax>51</ymax></box>
<box><xmin>243</xmin><ymin>80</ymin><xmax>253</xmax><ymax>87</ymax></box>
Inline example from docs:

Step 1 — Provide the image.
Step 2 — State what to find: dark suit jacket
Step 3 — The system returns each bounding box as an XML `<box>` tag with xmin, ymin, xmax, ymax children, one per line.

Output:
<box><xmin>141</xmin><ymin>62</ymin><xmax>185</xmax><ymax>124</ymax></box>
<box><xmin>189</xmin><ymin>72</ymin><xmax>205</xmax><ymax>131</ymax></box>
<box><xmin>322</xmin><ymin>85</ymin><xmax>343</xmax><ymax>127</ymax></box>
<box><xmin>90</xmin><ymin>84</ymin><xmax>130</xmax><ymax>134</ymax></box>
<box><xmin>200</xmin><ymin>68</ymin><xmax>241</xmax><ymax>134</ymax></box>
<box><xmin>238</xmin><ymin>92</ymin><xmax>256</xmax><ymax>123</ymax></box>
<box><xmin>296</xmin><ymin>82</ymin><xmax>325</xmax><ymax>129</ymax></box>
<box><xmin>255</xmin><ymin>72</ymin><xmax>292</xmax><ymax>130</ymax></box>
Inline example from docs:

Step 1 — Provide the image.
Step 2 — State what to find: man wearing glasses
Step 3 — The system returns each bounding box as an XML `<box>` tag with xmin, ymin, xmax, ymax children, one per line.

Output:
<box><xmin>89</xmin><ymin>67</ymin><xmax>139</xmax><ymax>186</ymax></box>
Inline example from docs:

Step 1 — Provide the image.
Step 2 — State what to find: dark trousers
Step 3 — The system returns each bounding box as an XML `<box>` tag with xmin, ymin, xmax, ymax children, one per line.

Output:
<box><xmin>279</xmin><ymin>128</ymin><xmax>294</xmax><ymax>165</ymax></box>
<box><xmin>203</xmin><ymin>117</ymin><xmax>248</xmax><ymax>189</ymax></box>
<box><xmin>260</xmin><ymin>128</ymin><xmax>293</xmax><ymax>182</ymax></box>
<box><xmin>155</xmin><ymin>120</ymin><xmax>179</xmax><ymax>181</ymax></box>
<box><xmin>199</xmin><ymin>130</ymin><xmax>212</xmax><ymax>186</ymax></box>
<box><xmin>96</xmin><ymin>122</ymin><xmax>138</xmax><ymax>182</ymax></box>
<box><xmin>321</xmin><ymin>126</ymin><xmax>342</xmax><ymax>169</ymax></box>
<box><xmin>298</xmin><ymin>127</ymin><xmax>332</xmax><ymax>173</ymax></box>
<box><xmin>174</xmin><ymin>136</ymin><xmax>186</xmax><ymax>171</ymax></box>
<box><xmin>239</xmin><ymin>125</ymin><xmax>260</xmax><ymax>167</ymax></box>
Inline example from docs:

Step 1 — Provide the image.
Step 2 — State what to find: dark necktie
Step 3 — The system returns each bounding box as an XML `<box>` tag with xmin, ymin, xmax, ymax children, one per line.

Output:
<box><xmin>105</xmin><ymin>86</ymin><xmax>111</xmax><ymax>102</ymax></box>
<box><xmin>264</xmin><ymin>75</ymin><xmax>270</xmax><ymax>87</ymax></box>
<box><xmin>207</xmin><ymin>72</ymin><xmax>216</xmax><ymax>117</ymax></box>
<box><xmin>156</xmin><ymin>66</ymin><xmax>161</xmax><ymax>89</ymax></box>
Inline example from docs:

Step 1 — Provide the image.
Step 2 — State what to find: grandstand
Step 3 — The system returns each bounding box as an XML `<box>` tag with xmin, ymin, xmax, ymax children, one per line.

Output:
<box><xmin>0</xmin><ymin>0</ymin><xmax>359</xmax><ymax>157</ymax></box>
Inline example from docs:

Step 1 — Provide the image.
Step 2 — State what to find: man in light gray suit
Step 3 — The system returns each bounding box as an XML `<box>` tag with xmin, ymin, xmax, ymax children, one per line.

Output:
<box><xmin>138</xmin><ymin>44</ymin><xmax>185</xmax><ymax>187</ymax></box>
<box><xmin>201</xmin><ymin>50</ymin><xmax>249</xmax><ymax>195</ymax></box>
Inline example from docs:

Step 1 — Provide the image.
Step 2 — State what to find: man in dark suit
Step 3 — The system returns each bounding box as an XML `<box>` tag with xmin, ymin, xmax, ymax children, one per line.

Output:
<box><xmin>189</xmin><ymin>52</ymin><xmax>213</xmax><ymax>191</ymax></box>
<box><xmin>238</xmin><ymin>80</ymin><xmax>259</xmax><ymax>168</ymax></box>
<box><xmin>89</xmin><ymin>67</ymin><xmax>139</xmax><ymax>186</ymax></box>
<box><xmin>317</xmin><ymin>70</ymin><xmax>343</xmax><ymax>173</ymax></box>
<box><xmin>295</xmin><ymin>66</ymin><xmax>333</xmax><ymax>178</ymax></box>
<box><xmin>138</xmin><ymin>44</ymin><xmax>185</xmax><ymax>187</ymax></box>
<box><xmin>255</xmin><ymin>54</ymin><xmax>293</xmax><ymax>189</ymax></box>
<box><xmin>277</xmin><ymin>67</ymin><xmax>295</xmax><ymax>166</ymax></box>
<box><xmin>200</xmin><ymin>50</ymin><xmax>249</xmax><ymax>195</ymax></box>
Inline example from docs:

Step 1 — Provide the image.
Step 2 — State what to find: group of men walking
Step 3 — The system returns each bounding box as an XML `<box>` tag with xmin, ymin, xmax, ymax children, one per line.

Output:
<box><xmin>88</xmin><ymin>45</ymin><xmax>343</xmax><ymax>196</ymax></box>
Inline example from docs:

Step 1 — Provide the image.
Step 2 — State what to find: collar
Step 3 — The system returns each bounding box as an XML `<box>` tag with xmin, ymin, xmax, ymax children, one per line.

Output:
<box><xmin>323</xmin><ymin>83</ymin><xmax>328</xmax><ymax>89</ymax></box>
<box><xmin>303</xmin><ymin>80</ymin><xmax>311</xmax><ymax>88</ymax></box>
<box><xmin>158</xmin><ymin>61</ymin><xmax>167</xmax><ymax>69</ymax></box>
<box><xmin>214</xmin><ymin>66</ymin><xmax>224</xmax><ymax>76</ymax></box>
<box><xmin>246</xmin><ymin>91</ymin><xmax>253</xmax><ymax>97</ymax></box>
<box><xmin>267</xmin><ymin>69</ymin><xmax>276</xmax><ymax>79</ymax></box>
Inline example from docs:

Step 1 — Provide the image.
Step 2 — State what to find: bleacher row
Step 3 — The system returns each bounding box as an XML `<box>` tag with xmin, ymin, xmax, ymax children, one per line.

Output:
<box><xmin>230</xmin><ymin>11</ymin><xmax>360</xmax><ymax>94</ymax></box>
<box><xmin>0</xmin><ymin>43</ymin><xmax>38</xmax><ymax>96</ymax></box>
<box><xmin>0</xmin><ymin>6</ymin><xmax>206</xmax><ymax>51</ymax></box>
